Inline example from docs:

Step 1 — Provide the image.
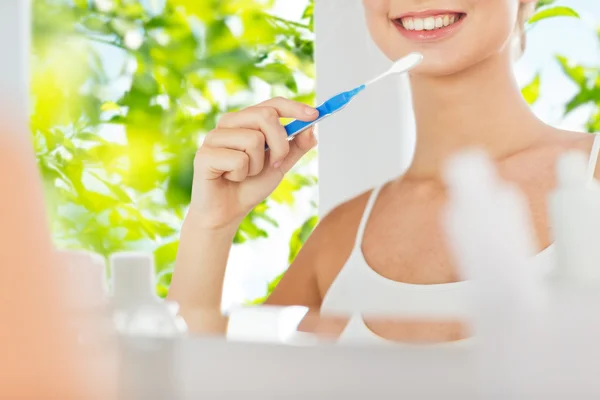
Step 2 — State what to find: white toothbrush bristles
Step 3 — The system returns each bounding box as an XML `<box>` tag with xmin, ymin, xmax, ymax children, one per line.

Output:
<box><xmin>365</xmin><ymin>52</ymin><xmax>423</xmax><ymax>87</ymax></box>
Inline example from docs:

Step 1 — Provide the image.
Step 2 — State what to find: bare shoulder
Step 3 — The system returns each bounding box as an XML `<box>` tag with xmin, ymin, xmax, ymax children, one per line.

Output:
<box><xmin>266</xmin><ymin>186</ymin><xmax>377</xmax><ymax>306</ymax></box>
<box><xmin>300</xmin><ymin>188</ymin><xmax>375</xmax><ymax>297</ymax></box>
<box><xmin>560</xmin><ymin>129</ymin><xmax>600</xmax><ymax>176</ymax></box>
<box><xmin>543</xmin><ymin>128</ymin><xmax>600</xmax><ymax>175</ymax></box>
<box><xmin>546</xmin><ymin>128</ymin><xmax>594</xmax><ymax>150</ymax></box>
<box><xmin>506</xmin><ymin>128</ymin><xmax>595</xmax><ymax>174</ymax></box>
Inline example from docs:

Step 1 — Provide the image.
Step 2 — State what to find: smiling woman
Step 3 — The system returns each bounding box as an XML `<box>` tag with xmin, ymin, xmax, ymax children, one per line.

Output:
<box><xmin>169</xmin><ymin>0</ymin><xmax>600</xmax><ymax>345</ymax></box>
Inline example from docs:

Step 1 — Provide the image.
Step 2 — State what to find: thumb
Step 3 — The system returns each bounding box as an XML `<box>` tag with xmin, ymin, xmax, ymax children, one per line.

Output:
<box><xmin>279</xmin><ymin>126</ymin><xmax>318</xmax><ymax>173</ymax></box>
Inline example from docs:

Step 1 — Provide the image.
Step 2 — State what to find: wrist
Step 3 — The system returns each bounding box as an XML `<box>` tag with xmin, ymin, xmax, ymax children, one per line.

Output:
<box><xmin>182</xmin><ymin>209</ymin><xmax>241</xmax><ymax>240</ymax></box>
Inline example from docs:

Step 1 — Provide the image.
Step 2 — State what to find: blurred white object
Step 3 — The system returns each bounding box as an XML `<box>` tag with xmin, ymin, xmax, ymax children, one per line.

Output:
<box><xmin>58</xmin><ymin>250</ymin><xmax>112</xmax><ymax>346</ymax></box>
<box><xmin>227</xmin><ymin>305</ymin><xmax>313</xmax><ymax>344</ymax></box>
<box><xmin>110</xmin><ymin>252</ymin><xmax>156</xmax><ymax>307</ymax></box>
<box><xmin>109</xmin><ymin>252</ymin><xmax>187</xmax><ymax>337</ymax></box>
<box><xmin>550</xmin><ymin>150</ymin><xmax>600</xmax><ymax>286</ymax></box>
<box><xmin>443</xmin><ymin>150</ymin><xmax>546</xmax><ymax>399</ymax></box>
<box><xmin>533</xmin><ymin>149</ymin><xmax>600</xmax><ymax>398</ymax></box>
<box><xmin>57</xmin><ymin>250</ymin><xmax>119</xmax><ymax>395</ymax></box>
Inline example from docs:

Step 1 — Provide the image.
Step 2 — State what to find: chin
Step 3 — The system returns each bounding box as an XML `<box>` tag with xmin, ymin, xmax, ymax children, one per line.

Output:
<box><xmin>408</xmin><ymin>49</ymin><xmax>500</xmax><ymax>77</ymax></box>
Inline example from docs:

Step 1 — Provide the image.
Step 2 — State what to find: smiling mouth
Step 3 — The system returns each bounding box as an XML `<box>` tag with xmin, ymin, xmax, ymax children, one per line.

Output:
<box><xmin>393</xmin><ymin>12</ymin><xmax>466</xmax><ymax>32</ymax></box>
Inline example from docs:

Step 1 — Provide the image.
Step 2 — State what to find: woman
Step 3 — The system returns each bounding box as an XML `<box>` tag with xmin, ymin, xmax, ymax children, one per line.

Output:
<box><xmin>169</xmin><ymin>0</ymin><xmax>597</xmax><ymax>343</ymax></box>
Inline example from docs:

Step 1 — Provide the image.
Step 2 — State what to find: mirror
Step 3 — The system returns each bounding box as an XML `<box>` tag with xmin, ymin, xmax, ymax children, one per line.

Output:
<box><xmin>13</xmin><ymin>0</ymin><xmax>600</xmax><ymax>398</ymax></box>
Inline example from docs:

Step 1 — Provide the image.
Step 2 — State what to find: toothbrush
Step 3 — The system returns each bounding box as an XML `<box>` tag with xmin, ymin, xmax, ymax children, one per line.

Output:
<box><xmin>271</xmin><ymin>52</ymin><xmax>423</xmax><ymax>149</ymax></box>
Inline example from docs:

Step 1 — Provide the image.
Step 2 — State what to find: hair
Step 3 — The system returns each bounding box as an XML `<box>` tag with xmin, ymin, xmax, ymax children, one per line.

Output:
<box><xmin>516</xmin><ymin>2</ymin><xmax>536</xmax><ymax>55</ymax></box>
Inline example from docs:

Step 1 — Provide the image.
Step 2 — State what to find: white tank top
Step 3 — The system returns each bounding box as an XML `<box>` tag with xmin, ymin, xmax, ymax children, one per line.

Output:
<box><xmin>320</xmin><ymin>141</ymin><xmax>600</xmax><ymax>345</ymax></box>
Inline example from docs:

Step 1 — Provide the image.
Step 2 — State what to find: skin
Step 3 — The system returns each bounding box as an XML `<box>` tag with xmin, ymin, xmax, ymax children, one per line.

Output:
<box><xmin>0</xmin><ymin>114</ymin><xmax>117</xmax><ymax>398</ymax></box>
<box><xmin>169</xmin><ymin>0</ymin><xmax>597</xmax><ymax>342</ymax></box>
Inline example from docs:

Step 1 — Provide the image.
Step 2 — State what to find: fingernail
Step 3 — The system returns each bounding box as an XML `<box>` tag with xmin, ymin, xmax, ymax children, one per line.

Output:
<box><xmin>273</xmin><ymin>161</ymin><xmax>281</xmax><ymax>169</ymax></box>
<box><xmin>305</xmin><ymin>107</ymin><xmax>318</xmax><ymax>116</ymax></box>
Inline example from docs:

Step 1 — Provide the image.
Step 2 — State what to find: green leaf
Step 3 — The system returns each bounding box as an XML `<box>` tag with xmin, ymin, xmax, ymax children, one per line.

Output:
<box><xmin>521</xmin><ymin>73</ymin><xmax>541</xmax><ymax>105</ymax></box>
<box><xmin>100</xmin><ymin>101</ymin><xmax>121</xmax><ymax>112</ymax></box>
<box><xmin>302</xmin><ymin>0</ymin><xmax>314</xmax><ymax>31</ymax></box>
<box><xmin>564</xmin><ymin>90</ymin><xmax>595</xmax><ymax>115</ymax></box>
<box><xmin>288</xmin><ymin>215</ymin><xmax>319</xmax><ymax>264</ymax></box>
<box><xmin>156</xmin><ymin>269</ymin><xmax>173</xmax><ymax>286</ymax></box>
<box><xmin>535</xmin><ymin>0</ymin><xmax>556</xmax><ymax>10</ymax></box>
<box><xmin>555</xmin><ymin>55</ymin><xmax>587</xmax><ymax>87</ymax></box>
<box><xmin>270</xmin><ymin>173</ymin><xmax>317</xmax><ymax>204</ymax></box>
<box><xmin>529</xmin><ymin>6</ymin><xmax>579</xmax><ymax>24</ymax></box>
<box><xmin>154</xmin><ymin>240</ymin><xmax>179</xmax><ymax>272</ymax></box>
<box><xmin>245</xmin><ymin>271</ymin><xmax>284</xmax><ymax>305</ymax></box>
<box><xmin>156</xmin><ymin>284</ymin><xmax>169</xmax><ymax>299</ymax></box>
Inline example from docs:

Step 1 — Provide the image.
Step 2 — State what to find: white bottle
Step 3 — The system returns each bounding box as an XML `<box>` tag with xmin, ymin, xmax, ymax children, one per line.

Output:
<box><xmin>549</xmin><ymin>150</ymin><xmax>600</xmax><ymax>286</ymax></box>
<box><xmin>539</xmin><ymin>151</ymin><xmax>600</xmax><ymax>397</ymax></box>
<box><xmin>59</xmin><ymin>250</ymin><xmax>112</xmax><ymax>347</ymax></box>
<box><xmin>109</xmin><ymin>252</ymin><xmax>186</xmax><ymax>337</ymax></box>
<box><xmin>443</xmin><ymin>150</ymin><xmax>546</xmax><ymax>399</ymax></box>
<box><xmin>57</xmin><ymin>250</ymin><xmax>119</xmax><ymax>396</ymax></box>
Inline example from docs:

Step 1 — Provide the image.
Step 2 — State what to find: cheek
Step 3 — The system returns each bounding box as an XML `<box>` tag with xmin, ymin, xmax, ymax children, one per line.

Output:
<box><xmin>361</xmin><ymin>0</ymin><xmax>389</xmax><ymax>13</ymax></box>
<box><xmin>417</xmin><ymin>0</ymin><xmax>520</xmax><ymax>75</ymax></box>
<box><xmin>362</xmin><ymin>0</ymin><xmax>408</xmax><ymax>61</ymax></box>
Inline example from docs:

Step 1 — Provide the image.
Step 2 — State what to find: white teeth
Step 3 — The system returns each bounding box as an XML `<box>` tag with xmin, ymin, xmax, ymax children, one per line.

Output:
<box><xmin>399</xmin><ymin>14</ymin><xmax>461</xmax><ymax>31</ymax></box>
<box><xmin>423</xmin><ymin>17</ymin><xmax>435</xmax><ymax>30</ymax></box>
<box><xmin>413</xmin><ymin>18</ymin><xmax>424</xmax><ymax>30</ymax></box>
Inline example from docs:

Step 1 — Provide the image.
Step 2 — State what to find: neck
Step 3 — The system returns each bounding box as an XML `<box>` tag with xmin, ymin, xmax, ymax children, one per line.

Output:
<box><xmin>406</xmin><ymin>49</ymin><xmax>547</xmax><ymax>181</ymax></box>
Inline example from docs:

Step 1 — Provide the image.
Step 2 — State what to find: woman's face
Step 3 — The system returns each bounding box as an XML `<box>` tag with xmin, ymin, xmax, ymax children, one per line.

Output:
<box><xmin>362</xmin><ymin>0</ymin><xmax>530</xmax><ymax>76</ymax></box>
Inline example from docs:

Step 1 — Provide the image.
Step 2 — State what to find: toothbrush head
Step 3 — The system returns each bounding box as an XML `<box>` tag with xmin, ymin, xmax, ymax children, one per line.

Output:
<box><xmin>365</xmin><ymin>52</ymin><xmax>423</xmax><ymax>86</ymax></box>
<box><xmin>389</xmin><ymin>52</ymin><xmax>424</xmax><ymax>75</ymax></box>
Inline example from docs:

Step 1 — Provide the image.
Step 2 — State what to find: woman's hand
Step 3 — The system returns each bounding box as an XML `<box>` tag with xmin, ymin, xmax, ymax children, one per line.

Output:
<box><xmin>190</xmin><ymin>97</ymin><xmax>319</xmax><ymax>229</ymax></box>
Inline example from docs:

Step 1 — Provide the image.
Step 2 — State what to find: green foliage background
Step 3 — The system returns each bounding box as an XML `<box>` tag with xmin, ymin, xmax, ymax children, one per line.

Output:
<box><xmin>32</xmin><ymin>0</ymin><xmax>317</xmax><ymax>297</ymax></box>
<box><xmin>31</xmin><ymin>0</ymin><xmax>596</xmax><ymax>300</ymax></box>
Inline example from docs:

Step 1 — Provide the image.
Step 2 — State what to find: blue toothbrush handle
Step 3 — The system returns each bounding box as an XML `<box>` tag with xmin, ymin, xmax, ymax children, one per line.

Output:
<box><xmin>264</xmin><ymin>85</ymin><xmax>366</xmax><ymax>151</ymax></box>
<box><xmin>284</xmin><ymin>115</ymin><xmax>321</xmax><ymax>137</ymax></box>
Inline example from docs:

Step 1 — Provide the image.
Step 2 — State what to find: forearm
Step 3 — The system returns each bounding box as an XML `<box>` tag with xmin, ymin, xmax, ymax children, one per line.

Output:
<box><xmin>168</xmin><ymin>212</ymin><xmax>238</xmax><ymax>310</ymax></box>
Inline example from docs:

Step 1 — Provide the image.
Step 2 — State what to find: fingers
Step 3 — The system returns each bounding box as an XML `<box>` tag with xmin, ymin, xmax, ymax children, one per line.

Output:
<box><xmin>217</xmin><ymin>97</ymin><xmax>318</xmax><ymax>167</ymax></box>
<box><xmin>257</xmin><ymin>96</ymin><xmax>319</xmax><ymax>122</ymax></box>
<box><xmin>217</xmin><ymin>107</ymin><xmax>288</xmax><ymax>165</ymax></box>
<box><xmin>203</xmin><ymin>129</ymin><xmax>265</xmax><ymax>176</ymax></box>
<box><xmin>194</xmin><ymin>147</ymin><xmax>250</xmax><ymax>182</ymax></box>
<box><xmin>278</xmin><ymin>126</ymin><xmax>318</xmax><ymax>173</ymax></box>
<box><xmin>198</xmin><ymin>97</ymin><xmax>319</xmax><ymax>184</ymax></box>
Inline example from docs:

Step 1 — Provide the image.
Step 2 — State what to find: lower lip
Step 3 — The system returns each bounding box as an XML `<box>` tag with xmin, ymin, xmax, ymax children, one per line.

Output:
<box><xmin>393</xmin><ymin>16</ymin><xmax>466</xmax><ymax>42</ymax></box>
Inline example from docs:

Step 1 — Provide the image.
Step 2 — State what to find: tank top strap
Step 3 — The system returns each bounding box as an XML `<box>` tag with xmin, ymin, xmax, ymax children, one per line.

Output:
<box><xmin>354</xmin><ymin>184</ymin><xmax>385</xmax><ymax>248</ymax></box>
<box><xmin>586</xmin><ymin>133</ymin><xmax>600</xmax><ymax>183</ymax></box>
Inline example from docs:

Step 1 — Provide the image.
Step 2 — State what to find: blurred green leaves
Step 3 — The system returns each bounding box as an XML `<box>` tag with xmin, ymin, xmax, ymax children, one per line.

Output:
<box><xmin>32</xmin><ymin>0</ymin><xmax>317</xmax><ymax>295</ymax></box>
<box><xmin>288</xmin><ymin>215</ymin><xmax>319</xmax><ymax>264</ymax></box>
<box><xmin>535</xmin><ymin>0</ymin><xmax>557</xmax><ymax>10</ymax></box>
<box><xmin>556</xmin><ymin>54</ymin><xmax>600</xmax><ymax>131</ymax></box>
<box><xmin>522</xmin><ymin>4</ymin><xmax>599</xmax><ymax>135</ymax></box>
<box><xmin>529</xmin><ymin>5</ymin><xmax>579</xmax><ymax>24</ymax></box>
<box><xmin>522</xmin><ymin>73</ymin><xmax>541</xmax><ymax>105</ymax></box>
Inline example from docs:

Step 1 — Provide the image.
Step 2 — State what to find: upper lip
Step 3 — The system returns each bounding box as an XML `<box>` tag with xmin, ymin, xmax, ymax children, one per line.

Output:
<box><xmin>393</xmin><ymin>9</ymin><xmax>464</xmax><ymax>19</ymax></box>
